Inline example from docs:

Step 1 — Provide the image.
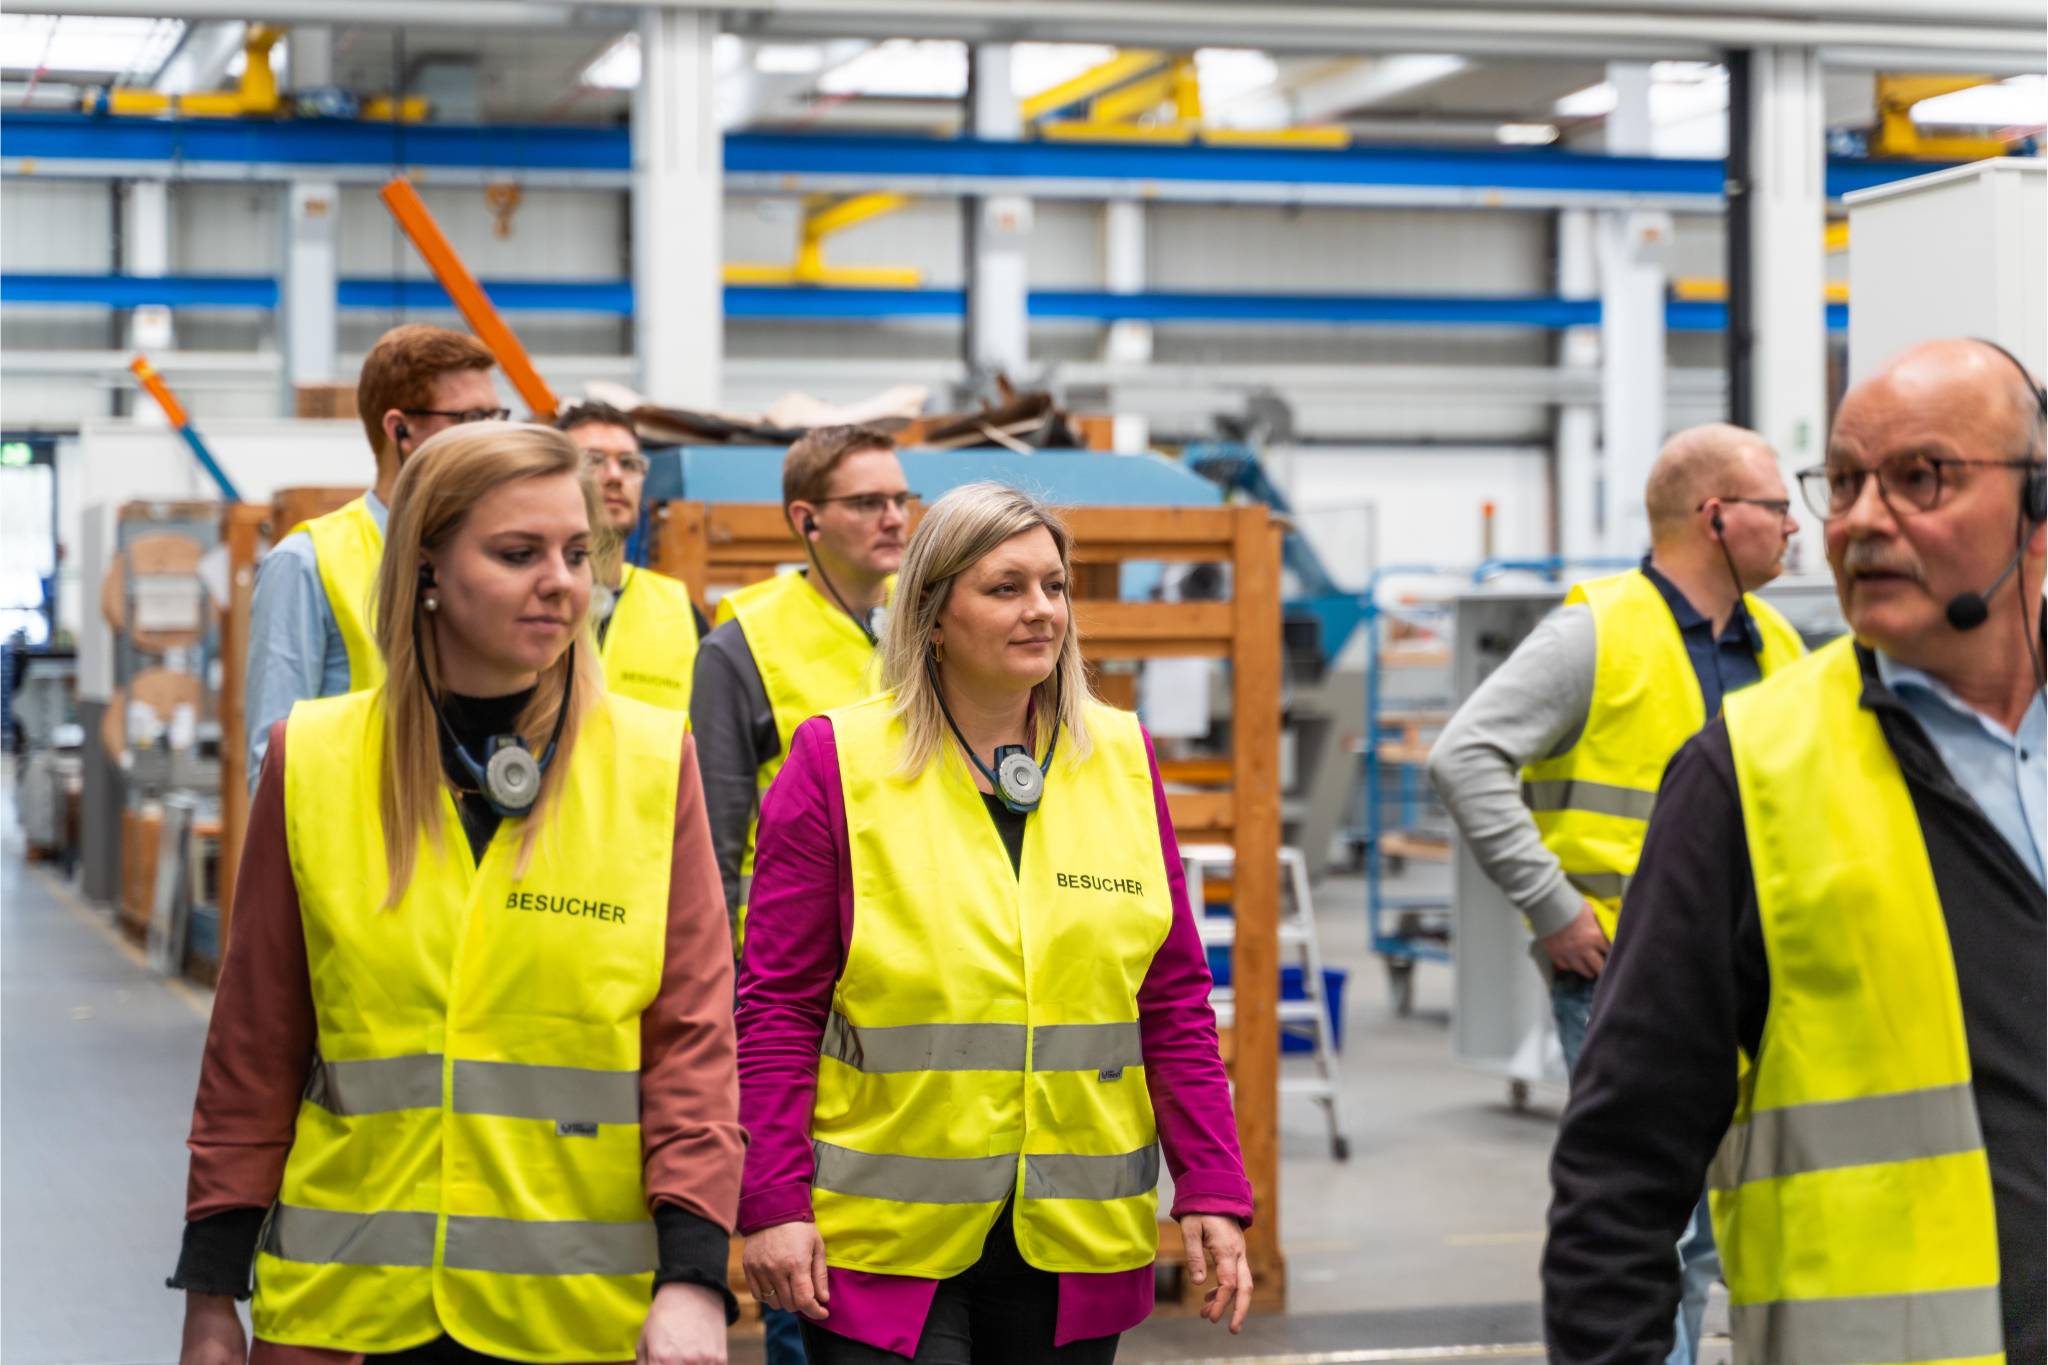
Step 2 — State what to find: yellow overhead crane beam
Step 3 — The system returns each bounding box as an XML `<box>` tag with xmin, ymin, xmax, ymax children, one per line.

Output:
<box><xmin>1672</xmin><ymin>278</ymin><xmax>1852</xmax><ymax>305</ymax></box>
<box><xmin>1026</xmin><ymin>48</ymin><xmax>1350</xmax><ymax>148</ymax></box>
<box><xmin>724</xmin><ymin>192</ymin><xmax>923</xmax><ymax>287</ymax></box>
<box><xmin>1872</xmin><ymin>74</ymin><xmax>2012</xmax><ymax>160</ymax></box>
<box><xmin>90</xmin><ymin>24</ymin><xmax>284</xmax><ymax>117</ymax></box>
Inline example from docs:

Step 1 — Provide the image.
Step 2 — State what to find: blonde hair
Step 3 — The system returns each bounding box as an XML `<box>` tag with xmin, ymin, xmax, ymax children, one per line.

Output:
<box><xmin>371</xmin><ymin>420</ymin><xmax>605</xmax><ymax>905</ymax></box>
<box><xmin>879</xmin><ymin>481</ymin><xmax>1096</xmax><ymax>777</ymax></box>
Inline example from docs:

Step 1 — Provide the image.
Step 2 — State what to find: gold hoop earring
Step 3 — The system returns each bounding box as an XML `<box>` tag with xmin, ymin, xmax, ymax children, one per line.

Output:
<box><xmin>932</xmin><ymin>639</ymin><xmax>944</xmax><ymax>662</ymax></box>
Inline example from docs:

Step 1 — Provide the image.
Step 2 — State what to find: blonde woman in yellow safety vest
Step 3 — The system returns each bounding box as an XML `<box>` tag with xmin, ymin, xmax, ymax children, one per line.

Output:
<box><xmin>735</xmin><ymin>482</ymin><xmax>1255</xmax><ymax>1365</ymax></box>
<box><xmin>170</xmin><ymin>423</ymin><xmax>743</xmax><ymax>1365</ymax></box>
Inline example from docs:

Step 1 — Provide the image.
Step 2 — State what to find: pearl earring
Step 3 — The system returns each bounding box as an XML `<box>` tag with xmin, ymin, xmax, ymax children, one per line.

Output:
<box><xmin>423</xmin><ymin>593</ymin><xmax>439</xmax><ymax>613</ymax></box>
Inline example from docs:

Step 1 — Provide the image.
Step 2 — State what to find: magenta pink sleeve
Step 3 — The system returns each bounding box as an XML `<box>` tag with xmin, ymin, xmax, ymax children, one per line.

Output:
<box><xmin>1139</xmin><ymin>730</ymin><xmax>1256</xmax><ymax>1226</ymax></box>
<box><xmin>734</xmin><ymin>716</ymin><xmax>850</xmax><ymax>1234</ymax></box>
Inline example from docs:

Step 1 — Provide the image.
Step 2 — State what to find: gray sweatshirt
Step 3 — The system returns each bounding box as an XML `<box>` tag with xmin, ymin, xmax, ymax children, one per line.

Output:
<box><xmin>1425</xmin><ymin>604</ymin><xmax>1597</xmax><ymax>940</ymax></box>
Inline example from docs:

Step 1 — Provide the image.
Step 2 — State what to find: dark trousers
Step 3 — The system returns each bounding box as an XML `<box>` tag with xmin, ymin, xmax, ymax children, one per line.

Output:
<box><xmin>797</xmin><ymin>1212</ymin><xmax>1120</xmax><ymax>1365</ymax></box>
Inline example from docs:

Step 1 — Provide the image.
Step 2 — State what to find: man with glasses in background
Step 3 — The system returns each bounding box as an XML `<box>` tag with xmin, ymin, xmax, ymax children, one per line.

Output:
<box><xmin>690</xmin><ymin>424</ymin><xmax>915</xmax><ymax>1365</ymax></box>
<box><xmin>1543</xmin><ymin>338</ymin><xmax>2045</xmax><ymax>1364</ymax></box>
<box><xmin>243</xmin><ymin>324</ymin><xmax>503</xmax><ymax>787</ymax></box>
<box><xmin>555</xmin><ymin>399</ymin><xmax>708</xmax><ymax>711</ymax></box>
<box><xmin>1430</xmin><ymin>421</ymin><xmax>1805</xmax><ymax>1365</ymax></box>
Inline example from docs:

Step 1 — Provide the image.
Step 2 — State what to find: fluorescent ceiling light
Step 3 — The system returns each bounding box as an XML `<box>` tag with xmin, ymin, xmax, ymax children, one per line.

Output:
<box><xmin>817</xmin><ymin>38</ymin><xmax>966</xmax><ymax>99</ymax></box>
<box><xmin>1</xmin><ymin>14</ymin><xmax>185</xmax><ymax>81</ymax></box>
<box><xmin>1555</xmin><ymin>81</ymin><xmax>1618</xmax><ymax>118</ymax></box>
<box><xmin>581</xmin><ymin>31</ymin><xmax>742</xmax><ymax>91</ymax></box>
<box><xmin>753</xmin><ymin>43</ymin><xmax>823</xmax><ymax>75</ymax></box>
<box><xmin>1912</xmin><ymin>74</ymin><xmax>2047</xmax><ymax>128</ymax></box>
<box><xmin>1496</xmin><ymin>122</ymin><xmax>1559</xmax><ymax>145</ymax></box>
<box><xmin>581</xmin><ymin>32</ymin><xmax>639</xmax><ymax>90</ymax></box>
<box><xmin>1012</xmin><ymin>43</ymin><xmax>1118</xmax><ymax>101</ymax></box>
<box><xmin>1194</xmin><ymin>48</ymin><xmax>1279</xmax><ymax>108</ymax></box>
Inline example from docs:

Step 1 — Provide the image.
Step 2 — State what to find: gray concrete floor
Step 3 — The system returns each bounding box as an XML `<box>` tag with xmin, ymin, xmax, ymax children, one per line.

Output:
<box><xmin>0</xmin><ymin>785</ymin><xmax>1720</xmax><ymax>1364</ymax></box>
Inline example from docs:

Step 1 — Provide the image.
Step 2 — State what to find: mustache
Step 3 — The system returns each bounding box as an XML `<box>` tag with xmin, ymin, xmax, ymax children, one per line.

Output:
<box><xmin>1840</xmin><ymin>541</ymin><xmax>1925</xmax><ymax>582</ymax></box>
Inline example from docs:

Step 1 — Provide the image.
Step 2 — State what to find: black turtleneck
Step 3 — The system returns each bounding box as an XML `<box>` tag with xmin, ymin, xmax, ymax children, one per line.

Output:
<box><xmin>436</xmin><ymin>686</ymin><xmax>535</xmax><ymax>859</ymax></box>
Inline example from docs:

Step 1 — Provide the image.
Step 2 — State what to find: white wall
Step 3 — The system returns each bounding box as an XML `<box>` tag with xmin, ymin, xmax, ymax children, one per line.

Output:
<box><xmin>1274</xmin><ymin>442</ymin><xmax>1554</xmax><ymax>585</ymax></box>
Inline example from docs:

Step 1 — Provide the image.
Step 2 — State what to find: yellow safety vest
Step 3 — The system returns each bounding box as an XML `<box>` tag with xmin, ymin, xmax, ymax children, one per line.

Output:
<box><xmin>600</xmin><ymin>565</ymin><xmax>701</xmax><ymax>713</ymax></box>
<box><xmin>714</xmin><ymin>571</ymin><xmax>882</xmax><ymax>947</ymax></box>
<box><xmin>1520</xmin><ymin>568</ymin><xmax>1805</xmax><ymax>937</ymax></box>
<box><xmin>1716</xmin><ymin>636</ymin><xmax>2004</xmax><ymax>1365</ymax></box>
<box><xmin>254</xmin><ymin>687</ymin><xmax>684</xmax><ymax>1363</ymax></box>
<box><xmin>812</xmin><ymin>694</ymin><xmax>1172</xmax><ymax>1277</ymax></box>
<box><xmin>301</xmin><ymin>494</ymin><xmax>386</xmax><ymax>692</ymax></box>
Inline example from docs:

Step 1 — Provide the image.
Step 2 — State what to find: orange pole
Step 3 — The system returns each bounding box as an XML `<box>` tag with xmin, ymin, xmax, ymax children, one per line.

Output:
<box><xmin>129</xmin><ymin>355</ymin><xmax>189</xmax><ymax>428</ymax></box>
<box><xmin>377</xmin><ymin>177</ymin><xmax>560</xmax><ymax>420</ymax></box>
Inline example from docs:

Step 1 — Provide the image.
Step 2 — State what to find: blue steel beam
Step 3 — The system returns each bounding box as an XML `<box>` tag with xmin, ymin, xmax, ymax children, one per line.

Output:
<box><xmin>0</xmin><ymin>113</ymin><xmax>1965</xmax><ymax>205</ymax></box>
<box><xmin>0</xmin><ymin>273</ymin><xmax>1849</xmax><ymax>332</ymax></box>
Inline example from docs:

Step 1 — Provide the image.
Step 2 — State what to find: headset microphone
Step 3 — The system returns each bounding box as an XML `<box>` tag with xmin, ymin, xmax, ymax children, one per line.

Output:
<box><xmin>1946</xmin><ymin>541</ymin><xmax>2029</xmax><ymax>631</ymax></box>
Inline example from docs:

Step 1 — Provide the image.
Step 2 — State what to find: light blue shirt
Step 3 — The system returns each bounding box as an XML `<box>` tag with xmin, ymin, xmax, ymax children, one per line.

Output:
<box><xmin>244</xmin><ymin>491</ymin><xmax>387</xmax><ymax>791</ymax></box>
<box><xmin>1876</xmin><ymin>650</ymin><xmax>2047</xmax><ymax>885</ymax></box>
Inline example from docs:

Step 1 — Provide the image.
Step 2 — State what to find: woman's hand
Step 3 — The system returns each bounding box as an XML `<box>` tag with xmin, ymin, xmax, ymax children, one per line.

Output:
<box><xmin>178</xmin><ymin>1293</ymin><xmax>246</xmax><ymax>1365</ymax></box>
<box><xmin>742</xmin><ymin>1221</ymin><xmax>831</xmax><ymax>1321</ymax></box>
<box><xmin>638</xmin><ymin>1281</ymin><xmax>727</xmax><ymax>1365</ymax></box>
<box><xmin>1180</xmin><ymin>1213</ymin><xmax>1253</xmax><ymax>1333</ymax></box>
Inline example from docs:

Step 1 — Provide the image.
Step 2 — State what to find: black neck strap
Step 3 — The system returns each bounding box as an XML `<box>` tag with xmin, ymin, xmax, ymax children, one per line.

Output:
<box><xmin>931</xmin><ymin>665</ymin><xmax>1060</xmax><ymax>794</ymax></box>
<box><xmin>414</xmin><ymin>606</ymin><xmax>574</xmax><ymax>775</ymax></box>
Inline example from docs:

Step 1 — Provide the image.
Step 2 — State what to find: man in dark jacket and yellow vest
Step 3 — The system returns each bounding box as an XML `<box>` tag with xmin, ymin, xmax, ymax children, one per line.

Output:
<box><xmin>1431</xmin><ymin>421</ymin><xmax>1805</xmax><ymax>1364</ymax></box>
<box><xmin>1544</xmin><ymin>338</ymin><xmax>2046</xmax><ymax>1364</ymax></box>
<box><xmin>554</xmin><ymin>399</ymin><xmax>708</xmax><ymax>711</ymax></box>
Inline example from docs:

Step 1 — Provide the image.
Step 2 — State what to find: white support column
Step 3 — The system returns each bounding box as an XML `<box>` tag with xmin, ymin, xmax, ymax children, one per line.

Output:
<box><xmin>282</xmin><ymin>179</ymin><xmax>339</xmax><ymax>401</ymax></box>
<box><xmin>632</xmin><ymin>8</ymin><xmax>722</xmax><ymax>408</ymax></box>
<box><xmin>965</xmin><ymin>44</ymin><xmax>1030</xmax><ymax>383</ymax></box>
<box><xmin>1596</xmin><ymin>62</ymin><xmax>1670</xmax><ymax>556</ymax></box>
<box><xmin>1555</xmin><ymin>207</ymin><xmax>1600</xmax><ymax>557</ymax></box>
<box><xmin>1745</xmin><ymin>45</ymin><xmax>1828</xmax><ymax>562</ymax></box>
<box><xmin>124</xmin><ymin>180</ymin><xmax>174</xmax><ymax>362</ymax></box>
<box><xmin>1101</xmin><ymin>198</ymin><xmax>1151</xmax><ymax>452</ymax></box>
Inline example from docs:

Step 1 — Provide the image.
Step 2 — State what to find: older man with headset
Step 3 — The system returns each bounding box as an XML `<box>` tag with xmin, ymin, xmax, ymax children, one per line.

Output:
<box><xmin>1543</xmin><ymin>337</ymin><xmax>2047</xmax><ymax>1365</ymax></box>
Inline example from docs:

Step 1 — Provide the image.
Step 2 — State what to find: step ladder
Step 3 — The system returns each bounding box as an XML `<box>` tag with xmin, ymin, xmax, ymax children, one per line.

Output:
<box><xmin>1181</xmin><ymin>842</ymin><xmax>1350</xmax><ymax>1161</ymax></box>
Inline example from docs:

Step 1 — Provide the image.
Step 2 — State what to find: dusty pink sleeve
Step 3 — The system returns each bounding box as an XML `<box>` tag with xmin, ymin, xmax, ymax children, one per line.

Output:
<box><xmin>1139</xmin><ymin>730</ymin><xmax>1255</xmax><ymax>1225</ymax></box>
<box><xmin>734</xmin><ymin>716</ymin><xmax>849</xmax><ymax>1234</ymax></box>
<box><xmin>185</xmin><ymin>722</ymin><xmax>316</xmax><ymax>1219</ymax></box>
<box><xmin>640</xmin><ymin>731</ymin><xmax>747</xmax><ymax>1230</ymax></box>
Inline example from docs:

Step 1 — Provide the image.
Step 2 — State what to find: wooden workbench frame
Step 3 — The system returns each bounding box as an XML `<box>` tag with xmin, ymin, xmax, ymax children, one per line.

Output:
<box><xmin>652</xmin><ymin>499</ymin><xmax>1288</xmax><ymax>1309</ymax></box>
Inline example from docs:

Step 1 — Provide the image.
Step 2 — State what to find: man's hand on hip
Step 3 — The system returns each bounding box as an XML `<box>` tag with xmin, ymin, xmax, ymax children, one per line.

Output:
<box><xmin>1541</xmin><ymin>904</ymin><xmax>1610</xmax><ymax>977</ymax></box>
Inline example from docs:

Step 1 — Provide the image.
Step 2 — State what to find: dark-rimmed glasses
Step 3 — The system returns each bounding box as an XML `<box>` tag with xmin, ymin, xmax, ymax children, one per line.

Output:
<box><xmin>815</xmin><ymin>492</ymin><xmax>921</xmax><ymax>517</ymax></box>
<box><xmin>402</xmin><ymin>406</ymin><xmax>512</xmax><ymax>425</ymax></box>
<box><xmin>1797</xmin><ymin>454</ymin><xmax>2038</xmax><ymax>520</ymax></box>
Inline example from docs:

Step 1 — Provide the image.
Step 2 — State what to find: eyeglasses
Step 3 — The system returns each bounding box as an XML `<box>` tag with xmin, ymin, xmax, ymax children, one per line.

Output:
<box><xmin>402</xmin><ymin>406</ymin><xmax>511</xmax><ymax>425</ymax></box>
<box><xmin>580</xmin><ymin>449</ymin><xmax>649</xmax><ymax>477</ymax></box>
<box><xmin>1702</xmin><ymin>495</ymin><xmax>1792</xmax><ymax>517</ymax></box>
<box><xmin>815</xmin><ymin>491</ymin><xmax>921</xmax><ymax>517</ymax></box>
<box><xmin>1796</xmin><ymin>454</ymin><xmax>2038</xmax><ymax>521</ymax></box>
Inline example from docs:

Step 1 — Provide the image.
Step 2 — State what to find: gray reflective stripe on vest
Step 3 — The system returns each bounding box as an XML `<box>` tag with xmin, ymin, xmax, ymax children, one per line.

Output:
<box><xmin>1522</xmin><ymin>778</ymin><xmax>1657</xmax><ymax>822</ymax></box>
<box><xmin>813</xmin><ymin>1140</ymin><xmax>1017</xmax><ymax>1204</ymax></box>
<box><xmin>736</xmin><ymin>874</ymin><xmax>752</xmax><ymax>907</ymax></box>
<box><xmin>1565</xmin><ymin>872</ymin><xmax>1630</xmax><ymax>902</ymax></box>
<box><xmin>1709</xmin><ymin>1083</ymin><xmax>1984</xmax><ymax>1192</ymax></box>
<box><xmin>1031</xmin><ymin>1023</ymin><xmax>1144</xmax><ymax>1073</ymax></box>
<box><xmin>302</xmin><ymin>1054</ymin><xmax>444</xmax><ymax>1116</ymax></box>
<box><xmin>443</xmin><ymin>1213</ymin><xmax>658</xmax><ymax>1277</ymax></box>
<box><xmin>263</xmin><ymin>1205</ymin><xmax>656</xmax><ymax>1277</ymax></box>
<box><xmin>1729</xmin><ymin>1285</ymin><xmax>2005</xmax><ymax>1365</ymax></box>
<box><xmin>821</xmin><ymin>1013</ymin><xmax>1027</xmax><ymax>1073</ymax></box>
<box><xmin>264</xmin><ymin>1204</ymin><xmax>436</xmax><ymax>1267</ymax></box>
<box><xmin>451</xmin><ymin>1059</ymin><xmax>640</xmax><ymax>1126</ymax></box>
<box><xmin>1023</xmin><ymin>1147</ymin><xmax>1161</xmax><ymax>1201</ymax></box>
